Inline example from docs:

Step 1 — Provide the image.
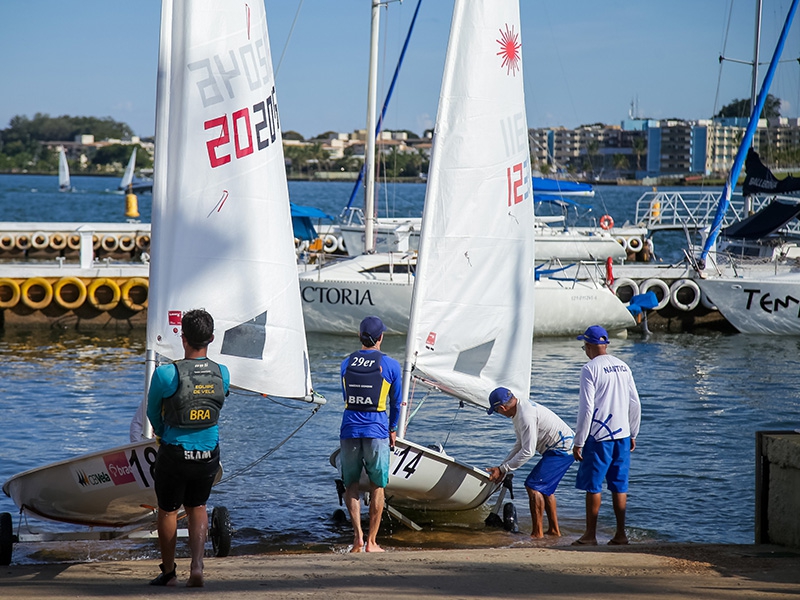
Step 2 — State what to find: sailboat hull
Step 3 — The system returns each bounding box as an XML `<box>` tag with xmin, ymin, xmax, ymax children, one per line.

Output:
<box><xmin>332</xmin><ymin>438</ymin><xmax>500</xmax><ymax>511</ymax></box>
<box><xmin>2</xmin><ymin>440</ymin><xmax>221</xmax><ymax>528</ymax></box>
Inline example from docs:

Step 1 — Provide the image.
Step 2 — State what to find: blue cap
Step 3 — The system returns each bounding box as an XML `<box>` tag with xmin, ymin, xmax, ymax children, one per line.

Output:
<box><xmin>576</xmin><ymin>325</ymin><xmax>610</xmax><ymax>345</ymax></box>
<box><xmin>359</xmin><ymin>316</ymin><xmax>386</xmax><ymax>345</ymax></box>
<box><xmin>487</xmin><ymin>387</ymin><xmax>514</xmax><ymax>415</ymax></box>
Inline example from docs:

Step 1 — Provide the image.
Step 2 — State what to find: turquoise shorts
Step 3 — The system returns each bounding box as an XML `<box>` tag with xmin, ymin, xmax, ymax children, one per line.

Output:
<box><xmin>575</xmin><ymin>437</ymin><xmax>631</xmax><ymax>494</ymax></box>
<box><xmin>340</xmin><ymin>437</ymin><xmax>389</xmax><ymax>488</ymax></box>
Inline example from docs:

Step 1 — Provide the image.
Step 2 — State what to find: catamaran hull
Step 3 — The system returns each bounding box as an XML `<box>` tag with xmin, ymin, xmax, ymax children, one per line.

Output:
<box><xmin>2</xmin><ymin>440</ymin><xmax>218</xmax><ymax>528</ymax></box>
<box><xmin>332</xmin><ymin>438</ymin><xmax>500</xmax><ymax>511</ymax></box>
<box><xmin>697</xmin><ymin>273</ymin><xmax>800</xmax><ymax>334</ymax></box>
<box><xmin>299</xmin><ymin>269</ymin><xmax>635</xmax><ymax>337</ymax></box>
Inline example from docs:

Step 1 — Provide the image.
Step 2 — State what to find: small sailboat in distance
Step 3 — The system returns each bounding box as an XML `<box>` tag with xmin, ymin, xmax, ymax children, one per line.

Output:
<box><xmin>58</xmin><ymin>147</ymin><xmax>71</xmax><ymax>192</ymax></box>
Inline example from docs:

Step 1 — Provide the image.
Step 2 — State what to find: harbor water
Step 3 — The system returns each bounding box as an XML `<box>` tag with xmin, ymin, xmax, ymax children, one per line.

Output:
<box><xmin>0</xmin><ymin>175</ymin><xmax>798</xmax><ymax>563</ymax></box>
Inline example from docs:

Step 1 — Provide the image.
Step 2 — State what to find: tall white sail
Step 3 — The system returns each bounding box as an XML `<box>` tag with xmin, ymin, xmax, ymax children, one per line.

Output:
<box><xmin>405</xmin><ymin>0</ymin><xmax>534</xmax><ymax>409</ymax></box>
<box><xmin>58</xmin><ymin>148</ymin><xmax>70</xmax><ymax>191</ymax></box>
<box><xmin>148</xmin><ymin>0</ymin><xmax>312</xmax><ymax>399</ymax></box>
<box><xmin>119</xmin><ymin>147</ymin><xmax>137</xmax><ymax>190</ymax></box>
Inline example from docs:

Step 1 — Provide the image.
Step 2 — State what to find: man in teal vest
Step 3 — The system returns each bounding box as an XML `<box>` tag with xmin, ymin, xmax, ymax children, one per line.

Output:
<box><xmin>147</xmin><ymin>309</ymin><xmax>230</xmax><ymax>587</ymax></box>
<box><xmin>340</xmin><ymin>316</ymin><xmax>402</xmax><ymax>552</ymax></box>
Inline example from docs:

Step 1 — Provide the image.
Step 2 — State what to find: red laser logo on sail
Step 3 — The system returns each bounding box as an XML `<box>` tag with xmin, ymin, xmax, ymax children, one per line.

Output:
<box><xmin>496</xmin><ymin>24</ymin><xmax>521</xmax><ymax>76</ymax></box>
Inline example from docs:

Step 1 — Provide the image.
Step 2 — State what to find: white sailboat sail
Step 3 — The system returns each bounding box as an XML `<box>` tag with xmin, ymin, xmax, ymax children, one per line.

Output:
<box><xmin>2</xmin><ymin>0</ymin><xmax>316</xmax><ymax>534</ymax></box>
<box><xmin>119</xmin><ymin>147</ymin><xmax>137</xmax><ymax>190</ymax></box>
<box><xmin>148</xmin><ymin>0</ymin><xmax>312</xmax><ymax>399</ymax></box>
<box><xmin>403</xmin><ymin>0</ymin><xmax>534</xmax><ymax>414</ymax></box>
<box><xmin>58</xmin><ymin>147</ymin><xmax>70</xmax><ymax>191</ymax></box>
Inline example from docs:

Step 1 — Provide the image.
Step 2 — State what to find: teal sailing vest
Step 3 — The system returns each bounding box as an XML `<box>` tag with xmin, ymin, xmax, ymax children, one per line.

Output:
<box><xmin>163</xmin><ymin>358</ymin><xmax>226</xmax><ymax>429</ymax></box>
<box><xmin>343</xmin><ymin>350</ymin><xmax>388</xmax><ymax>413</ymax></box>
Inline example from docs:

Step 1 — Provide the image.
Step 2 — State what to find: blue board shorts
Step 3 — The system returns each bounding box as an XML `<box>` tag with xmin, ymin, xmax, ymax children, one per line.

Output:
<box><xmin>340</xmin><ymin>437</ymin><xmax>389</xmax><ymax>488</ymax></box>
<box><xmin>575</xmin><ymin>437</ymin><xmax>631</xmax><ymax>494</ymax></box>
<box><xmin>525</xmin><ymin>449</ymin><xmax>575</xmax><ymax>496</ymax></box>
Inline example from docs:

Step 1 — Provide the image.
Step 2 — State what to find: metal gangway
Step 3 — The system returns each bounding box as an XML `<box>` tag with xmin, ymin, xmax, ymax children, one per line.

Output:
<box><xmin>634</xmin><ymin>190</ymin><xmax>800</xmax><ymax>235</ymax></box>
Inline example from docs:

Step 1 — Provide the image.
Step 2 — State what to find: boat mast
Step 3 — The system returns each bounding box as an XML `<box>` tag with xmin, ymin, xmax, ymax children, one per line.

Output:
<box><xmin>745</xmin><ymin>0</ymin><xmax>763</xmax><ymax>215</ymax></box>
<box><xmin>363</xmin><ymin>1</ymin><xmax>381</xmax><ymax>254</ymax></box>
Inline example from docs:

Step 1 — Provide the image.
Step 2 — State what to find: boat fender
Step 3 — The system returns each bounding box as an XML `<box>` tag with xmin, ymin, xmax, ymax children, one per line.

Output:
<box><xmin>626</xmin><ymin>236</ymin><xmax>643</xmax><ymax>253</ymax></box>
<box><xmin>338</xmin><ymin>236</ymin><xmax>347</xmax><ymax>254</ymax></box>
<box><xmin>605</xmin><ymin>257</ymin><xmax>614</xmax><ymax>286</ymax></box>
<box><xmin>0</xmin><ymin>278</ymin><xmax>21</xmax><ymax>309</ymax></box>
<box><xmin>100</xmin><ymin>234</ymin><xmax>119</xmax><ymax>252</ymax></box>
<box><xmin>0</xmin><ymin>235</ymin><xmax>14</xmax><ymax>252</ymax></box>
<box><xmin>20</xmin><ymin>277</ymin><xmax>54</xmax><ymax>311</ymax></box>
<box><xmin>599</xmin><ymin>214</ymin><xmax>614</xmax><ymax>230</ymax></box>
<box><xmin>135</xmin><ymin>234</ymin><xmax>151</xmax><ymax>251</ymax></box>
<box><xmin>669</xmin><ymin>278</ymin><xmax>701</xmax><ymax>312</ymax></box>
<box><xmin>53</xmin><ymin>277</ymin><xmax>88</xmax><ymax>310</ymax></box>
<box><xmin>614</xmin><ymin>236</ymin><xmax>627</xmax><ymax>248</ymax></box>
<box><xmin>639</xmin><ymin>278</ymin><xmax>670</xmax><ymax>310</ymax></box>
<box><xmin>87</xmin><ymin>278</ymin><xmax>122</xmax><ymax>311</ymax></box>
<box><xmin>125</xmin><ymin>192</ymin><xmax>140</xmax><ymax>219</ymax></box>
<box><xmin>49</xmin><ymin>232</ymin><xmax>67</xmax><ymax>251</ymax></box>
<box><xmin>15</xmin><ymin>234</ymin><xmax>31</xmax><ymax>251</ymax></box>
<box><xmin>323</xmin><ymin>234</ymin><xmax>339</xmax><ymax>253</ymax></box>
<box><xmin>31</xmin><ymin>231</ymin><xmax>49</xmax><ymax>250</ymax></box>
<box><xmin>92</xmin><ymin>234</ymin><xmax>101</xmax><ymax>250</ymax></box>
<box><xmin>67</xmin><ymin>234</ymin><xmax>82</xmax><ymax>251</ymax></box>
<box><xmin>118</xmin><ymin>235</ymin><xmax>136</xmax><ymax>252</ymax></box>
<box><xmin>611</xmin><ymin>278</ymin><xmax>639</xmax><ymax>303</ymax></box>
<box><xmin>120</xmin><ymin>277</ymin><xmax>149</xmax><ymax>311</ymax></box>
<box><xmin>700</xmin><ymin>289</ymin><xmax>718</xmax><ymax>311</ymax></box>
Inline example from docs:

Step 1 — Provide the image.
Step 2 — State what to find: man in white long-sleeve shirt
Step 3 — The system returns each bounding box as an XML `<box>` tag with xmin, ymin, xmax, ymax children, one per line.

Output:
<box><xmin>486</xmin><ymin>387</ymin><xmax>575</xmax><ymax>538</ymax></box>
<box><xmin>572</xmin><ymin>325</ymin><xmax>641</xmax><ymax>546</ymax></box>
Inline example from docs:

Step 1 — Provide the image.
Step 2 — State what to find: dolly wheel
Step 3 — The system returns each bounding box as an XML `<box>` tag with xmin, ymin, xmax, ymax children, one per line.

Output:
<box><xmin>503</xmin><ymin>502</ymin><xmax>519</xmax><ymax>533</ymax></box>
<box><xmin>0</xmin><ymin>512</ymin><xmax>14</xmax><ymax>566</ymax></box>
<box><xmin>209</xmin><ymin>506</ymin><xmax>232</xmax><ymax>557</ymax></box>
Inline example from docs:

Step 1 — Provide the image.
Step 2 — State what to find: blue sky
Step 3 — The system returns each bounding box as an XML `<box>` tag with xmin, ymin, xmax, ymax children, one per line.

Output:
<box><xmin>2</xmin><ymin>1</ymin><xmax>799</xmax><ymax>139</ymax></box>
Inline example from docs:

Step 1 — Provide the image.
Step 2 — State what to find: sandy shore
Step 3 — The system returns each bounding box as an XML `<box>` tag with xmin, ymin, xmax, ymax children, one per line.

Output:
<box><xmin>1</xmin><ymin>543</ymin><xmax>799</xmax><ymax>599</ymax></box>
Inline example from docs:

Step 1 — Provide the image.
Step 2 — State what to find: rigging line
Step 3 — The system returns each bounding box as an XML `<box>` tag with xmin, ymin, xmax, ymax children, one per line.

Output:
<box><xmin>216</xmin><ymin>404</ymin><xmax>322</xmax><ymax>484</ymax></box>
<box><xmin>713</xmin><ymin>0</ymin><xmax>736</xmax><ymax>118</ymax></box>
<box><xmin>274</xmin><ymin>0</ymin><xmax>305</xmax><ymax>79</ymax></box>
<box><xmin>441</xmin><ymin>400</ymin><xmax>464</xmax><ymax>450</ymax></box>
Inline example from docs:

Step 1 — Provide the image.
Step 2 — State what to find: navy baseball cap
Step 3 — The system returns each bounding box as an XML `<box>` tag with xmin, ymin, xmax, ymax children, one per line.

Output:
<box><xmin>359</xmin><ymin>316</ymin><xmax>386</xmax><ymax>344</ymax></box>
<box><xmin>576</xmin><ymin>325</ymin><xmax>610</xmax><ymax>345</ymax></box>
<box><xmin>487</xmin><ymin>387</ymin><xmax>514</xmax><ymax>415</ymax></box>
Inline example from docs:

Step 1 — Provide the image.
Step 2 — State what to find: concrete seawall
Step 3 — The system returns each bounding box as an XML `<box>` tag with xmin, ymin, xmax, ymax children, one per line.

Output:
<box><xmin>756</xmin><ymin>430</ymin><xmax>800</xmax><ymax>547</ymax></box>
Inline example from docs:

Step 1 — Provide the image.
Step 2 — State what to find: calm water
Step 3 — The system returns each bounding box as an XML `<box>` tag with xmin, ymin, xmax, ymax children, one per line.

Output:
<box><xmin>0</xmin><ymin>174</ymin><xmax>798</xmax><ymax>563</ymax></box>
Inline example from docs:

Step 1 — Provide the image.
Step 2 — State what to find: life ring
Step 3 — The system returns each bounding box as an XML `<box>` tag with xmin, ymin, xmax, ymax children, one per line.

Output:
<box><xmin>669</xmin><ymin>278</ymin><xmax>701</xmax><ymax>312</ymax></box>
<box><xmin>30</xmin><ymin>231</ymin><xmax>49</xmax><ymax>250</ymax></box>
<box><xmin>67</xmin><ymin>234</ymin><xmax>82</xmax><ymax>251</ymax></box>
<box><xmin>87</xmin><ymin>278</ymin><xmax>121</xmax><ymax>311</ymax></box>
<box><xmin>323</xmin><ymin>234</ymin><xmax>338</xmax><ymax>253</ymax></box>
<box><xmin>135</xmin><ymin>234</ymin><xmax>150</xmax><ymax>251</ymax></box>
<box><xmin>100</xmin><ymin>235</ymin><xmax>119</xmax><ymax>252</ymax></box>
<box><xmin>120</xmin><ymin>277</ymin><xmax>149</xmax><ymax>311</ymax></box>
<box><xmin>639</xmin><ymin>278</ymin><xmax>670</xmax><ymax>310</ymax></box>
<box><xmin>599</xmin><ymin>214</ymin><xmax>614</xmax><ymax>230</ymax></box>
<box><xmin>20</xmin><ymin>277</ymin><xmax>54</xmax><ymax>310</ymax></box>
<box><xmin>0</xmin><ymin>235</ymin><xmax>15</xmax><ymax>251</ymax></box>
<box><xmin>118</xmin><ymin>235</ymin><xmax>136</xmax><ymax>252</ymax></box>
<box><xmin>53</xmin><ymin>276</ymin><xmax>88</xmax><ymax>310</ymax></box>
<box><xmin>700</xmin><ymin>289</ymin><xmax>718</xmax><ymax>311</ymax></box>
<box><xmin>49</xmin><ymin>232</ymin><xmax>67</xmax><ymax>251</ymax></box>
<box><xmin>626</xmin><ymin>236</ymin><xmax>643</xmax><ymax>253</ymax></box>
<box><xmin>605</xmin><ymin>257</ymin><xmax>614</xmax><ymax>287</ymax></box>
<box><xmin>611</xmin><ymin>277</ymin><xmax>639</xmax><ymax>303</ymax></box>
<box><xmin>0</xmin><ymin>278</ymin><xmax>21</xmax><ymax>308</ymax></box>
<box><xmin>15</xmin><ymin>234</ymin><xmax>31</xmax><ymax>251</ymax></box>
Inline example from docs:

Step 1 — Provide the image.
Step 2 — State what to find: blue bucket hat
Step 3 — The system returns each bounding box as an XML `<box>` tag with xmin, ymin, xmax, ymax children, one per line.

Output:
<box><xmin>359</xmin><ymin>315</ymin><xmax>386</xmax><ymax>345</ymax></box>
<box><xmin>487</xmin><ymin>387</ymin><xmax>514</xmax><ymax>415</ymax></box>
<box><xmin>576</xmin><ymin>325</ymin><xmax>610</xmax><ymax>345</ymax></box>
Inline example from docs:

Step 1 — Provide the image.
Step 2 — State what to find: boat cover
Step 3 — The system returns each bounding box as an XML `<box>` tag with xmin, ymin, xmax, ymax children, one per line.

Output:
<box><xmin>743</xmin><ymin>148</ymin><xmax>800</xmax><ymax>197</ymax></box>
<box><xmin>721</xmin><ymin>197</ymin><xmax>800</xmax><ymax>239</ymax></box>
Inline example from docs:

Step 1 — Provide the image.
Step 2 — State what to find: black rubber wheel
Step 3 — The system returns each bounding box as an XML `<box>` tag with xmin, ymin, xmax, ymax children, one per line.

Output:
<box><xmin>484</xmin><ymin>511</ymin><xmax>503</xmax><ymax>528</ymax></box>
<box><xmin>332</xmin><ymin>508</ymin><xmax>349</xmax><ymax>524</ymax></box>
<box><xmin>0</xmin><ymin>512</ymin><xmax>13</xmax><ymax>566</ymax></box>
<box><xmin>210</xmin><ymin>506</ymin><xmax>232</xmax><ymax>557</ymax></box>
<box><xmin>502</xmin><ymin>502</ymin><xmax>519</xmax><ymax>533</ymax></box>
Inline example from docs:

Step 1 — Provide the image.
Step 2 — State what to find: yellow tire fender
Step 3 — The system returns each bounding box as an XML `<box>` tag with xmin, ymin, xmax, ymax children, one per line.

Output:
<box><xmin>0</xmin><ymin>278</ymin><xmax>21</xmax><ymax>309</ymax></box>
<box><xmin>120</xmin><ymin>277</ymin><xmax>149</xmax><ymax>312</ymax></box>
<box><xmin>20</xmin><ymin>277</ymin><xmax>54</xmax><ymax>310</ymax></box>
<box><xmin>87</xmin><ymin>278</ymin><xmax>121</xmax><ymax>311</ymax></box>
<box><xmin>53</xmin><ymin>277</ymin><xmax>88</xmax><ymax>310</ymax></box>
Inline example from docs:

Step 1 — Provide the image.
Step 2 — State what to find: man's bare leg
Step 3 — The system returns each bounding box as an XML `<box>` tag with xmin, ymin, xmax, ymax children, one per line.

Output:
<box><xmin>185</xmin><ymin>505</ymin><xmax>208</xmax><ymax>587</ymax></box>
<box><xmin>526</xmin><ymin>487</ymin><xmax>545</xmax><ymax>538</ymax></box>
<box><xmin>156</xmin><ymin>508</ymin><xmax>179</xmax><ymax>584</ymax></box>
<box><xmin>344</xmin><ymin>483</ymin><xmax>364</xmax><ymax>552</ymax></box>
<box><xmin>543</xmin><ymin>493</ymin><xmax>561</xmax><ymax>536</ymax></box>
<box><xmin>574</xmin><ymin>492</ymin><xmax>601</xmax><ymax>545</ymax></box>
<box><xmin>608</xmin><ymin>491</ymin><xmax>628</xmax><ymax>545</ymax></box>
<box><xmin>365</xmin><ymin>485</ymin><xmax>385</xmax><ymax>552</ymax></box>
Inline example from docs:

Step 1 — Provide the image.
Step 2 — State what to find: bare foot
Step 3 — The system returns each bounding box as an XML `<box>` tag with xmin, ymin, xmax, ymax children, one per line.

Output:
<box><xmin>545</xmin><ymin>528</ymin><xmax>561</xmax><ymax>537</ymax></box>
<box><xmin>530</xmin><ymin>531</ymin><xmax>544</xmax><ymax>539</ymax></box>
<box><xmin>186</xmin><ymin>573</ymin><xmax>204</xmax><ymax>588</ymax></box>
<box><xmin>365</xmin><ymin>541</ymin><xmax>385</xmax><ymax>552</ymax></box>
<box><xmin>571</xmin><ymin>537</ymin><xmax>598</xmax><ymax>546</ymax></box>
<box><xmin>608</xmin><ymin>537</ymin><xmax>629</xmax><ymax>545</ymax></box>
<box><xmin>350</xmin><ymin>538</ymin><xmax>364</xmax><ymax>553</ymax></box>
